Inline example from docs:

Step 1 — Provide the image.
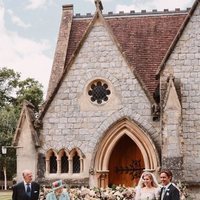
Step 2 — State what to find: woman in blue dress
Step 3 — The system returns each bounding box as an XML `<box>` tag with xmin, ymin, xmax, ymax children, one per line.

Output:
<box><xmin>46</xmin><ymin>180</ymin><xmax>70</xmax><ymax>200</ymax></box>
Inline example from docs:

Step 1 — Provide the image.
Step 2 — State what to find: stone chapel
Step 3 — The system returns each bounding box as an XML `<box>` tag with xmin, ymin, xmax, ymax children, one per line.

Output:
<box><xmin>13</xmin><ymin>0</ymin><xmax>200</xmax><ymax>198</ymax></box>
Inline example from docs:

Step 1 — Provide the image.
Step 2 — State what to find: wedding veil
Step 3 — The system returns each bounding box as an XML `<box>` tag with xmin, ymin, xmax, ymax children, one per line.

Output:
<box><xmin>137</xmin><ymin>171</ymin><xmax>159</xmax><ymax>188</ymax></box>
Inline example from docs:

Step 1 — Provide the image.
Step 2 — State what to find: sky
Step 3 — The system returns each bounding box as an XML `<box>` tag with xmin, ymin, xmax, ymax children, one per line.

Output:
<box><xmin>0</xmin><ymin>0</ymin><xmax>194</xmax><ymax>97</ymax></box>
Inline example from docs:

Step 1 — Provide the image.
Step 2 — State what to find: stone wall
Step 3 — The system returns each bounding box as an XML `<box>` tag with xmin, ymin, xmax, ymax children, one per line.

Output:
<box><xmin>40</xmin><ymin>20</ymin><xmax>160</xmax><ymax>182</ymax></box>
<box><xmin>161</xmin><ymin>2</ymin><xmax>200</xmax><ymax>197</ymax></box>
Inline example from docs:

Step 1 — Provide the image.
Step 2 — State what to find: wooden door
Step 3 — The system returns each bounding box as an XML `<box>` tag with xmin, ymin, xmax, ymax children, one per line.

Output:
<box><xmin>108</xmin><ymin>134</ymin><xmax>144</xmax><ymax>187</ymax></box>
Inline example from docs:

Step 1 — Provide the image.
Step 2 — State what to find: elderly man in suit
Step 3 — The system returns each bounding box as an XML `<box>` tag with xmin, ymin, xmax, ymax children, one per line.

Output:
<box><xmin>12</xmin><ymin>169</ymin><xmax>40</xmax><ymax>200</ymax></box>
<box><xmin>159</xmin><ymin>169</ymin><xmax>180</xmax><ymax>200</ymax></box>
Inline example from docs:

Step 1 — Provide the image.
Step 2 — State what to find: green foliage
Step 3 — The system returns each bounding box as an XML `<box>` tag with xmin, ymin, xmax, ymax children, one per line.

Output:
<box><xmin>0</xmin><ymin>67</ymin><xmax>20</xmax><ymax>107</ymax></box>
<box><xmin>0</xmin><ymin>67</ymin><xmax>44</xmax><ymax>180</ymax></box>
<box><xmin>0</xmin><ymin>67</ymin><xmax>44</xmax><ymax>111</ymax></box>
<box><xmin>0</xmin><ymin>108</ymin><xmax>17</xmax><ymax>180</ymax></box>
<box><xmin>16</xmin><ymin>78</ymin><xmax>43</xmax><ymax>112</ymax></box>
<box><xmin>0</xmin><ymin>106</ymin><xmax>19</xmax><ymax>134</ymax></box>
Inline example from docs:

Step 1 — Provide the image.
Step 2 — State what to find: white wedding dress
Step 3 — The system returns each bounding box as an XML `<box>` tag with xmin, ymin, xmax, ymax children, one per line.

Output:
<box><xmin>135</xmin><ymin>187</ymin><xmax>160</xmax><ymax>200</ymax></box>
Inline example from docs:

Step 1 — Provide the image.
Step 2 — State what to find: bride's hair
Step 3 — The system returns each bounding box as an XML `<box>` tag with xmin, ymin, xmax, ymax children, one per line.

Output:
<box><xmin>137</xmin><ymin>171</ymin><xmax>159</xmax><ymax>188</ymax></box>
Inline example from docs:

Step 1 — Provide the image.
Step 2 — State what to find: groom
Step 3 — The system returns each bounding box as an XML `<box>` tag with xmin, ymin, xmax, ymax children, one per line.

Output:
<box><xmin>159</xmin><ymin>169</ymin><xmax>180</xmax><ymax>200</ymax></box>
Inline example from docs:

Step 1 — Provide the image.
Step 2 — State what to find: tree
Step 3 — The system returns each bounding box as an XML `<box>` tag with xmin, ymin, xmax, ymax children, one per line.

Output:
<box><xmin>0</xmin><ymin>67</ymin><xmax>43</xmax><ymax>111</ymax></box>
<box><xmin>0</xmin><ymin>68</ymin><xmax>20</xmax><ymax>107</ymax></box>
<box><xmin>0</xmin><ymin>67</ymin><xmax>44</xmax><ymax>189</ymax></box>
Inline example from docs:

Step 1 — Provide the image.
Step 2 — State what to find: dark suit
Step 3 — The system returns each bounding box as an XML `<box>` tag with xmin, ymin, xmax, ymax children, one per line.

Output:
<box><xmin>12</xmin><ymin>181</ymin><xmax>40</xmax><ymax>200</ymax></box>
<box><xmin>159</xmin><ymin>183</ymin><xmax>180</xmax><ymax>200</ymax></box>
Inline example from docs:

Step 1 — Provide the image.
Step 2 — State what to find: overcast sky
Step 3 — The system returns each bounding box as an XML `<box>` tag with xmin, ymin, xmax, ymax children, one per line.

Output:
<box><xmin>0</xmin><ymin>0</ymin><xmax>194</xmax><ymax>97</ymax></box>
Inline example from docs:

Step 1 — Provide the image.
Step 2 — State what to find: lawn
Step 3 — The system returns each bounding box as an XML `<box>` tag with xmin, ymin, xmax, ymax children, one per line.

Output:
<box><xmin>0</xmin><ymin>191</ymin><xmax>12</xmax><ymax>200</ymax></box>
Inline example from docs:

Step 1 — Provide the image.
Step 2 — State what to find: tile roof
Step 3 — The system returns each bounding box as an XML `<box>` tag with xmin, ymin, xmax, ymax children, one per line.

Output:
<box><xmin>13</xmin><ymin>100</ymin><xmax>40</xmax><ymax>147</ymax></box>
<box><xmin>42</xmin><ymin>8</ymin><xmax>189</xmax><ymax>121</ymax></box>
<box><xmin>156</xmin><ymin>0</ymin><xmax>200</xmax><ymax>76</ymax></box>
<box><xmin>65</xmin><ymin>12</ymin><xmax>187</xmax><ymax>97</ymax></box>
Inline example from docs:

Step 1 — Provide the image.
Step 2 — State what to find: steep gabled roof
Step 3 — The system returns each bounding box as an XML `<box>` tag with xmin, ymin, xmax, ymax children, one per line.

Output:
<box><xmin>60</xmin><ymin>12</ymin><xmax>187</xmax><ymax>96</ymax></box>
<box><xmin>13</xmin><ymin>100</ymin><xmax>40</xmax><ymax>147</ymax></box>
<box><xmin>38</xmin><ymin>7</ymin><xmax>101</xmax><ymax>120</ymax></box>
<box><xmin>156</xmin><ymin>0</ymin><xmax>200</xmax><ymax>77</ymax></box>
<box><xmin>106</xmin><ymin>13</ymin><xmax>187</xmax><ymax>96</ymax></box>
<box><xmin>41</xmin><ymin>2</ymin><xmax>189</xmax><ymax>121</ymax></box>
<box><xmin>47</xmin><ymin>4</ymin><xmax>74</xmax><ymax>98</ymax></box>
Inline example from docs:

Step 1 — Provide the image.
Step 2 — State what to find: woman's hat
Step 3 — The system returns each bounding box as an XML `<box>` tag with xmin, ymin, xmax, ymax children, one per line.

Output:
<box><xmin>52</xmin><ymin>180</ymin><xmax>65</xmax><ymax>191</ymax></box>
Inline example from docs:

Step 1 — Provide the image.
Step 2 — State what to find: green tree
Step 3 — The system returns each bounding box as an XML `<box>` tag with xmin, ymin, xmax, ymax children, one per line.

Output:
<box><xmin>0</xmin><ymin>67</ymin><xmax>20</xmax><ymax>107</ymax></box>
<box><xmin>0</xmin><ymin>107</ymin><xmax>17</xmax><ymax>189</ymax></box>
<box><xmin>0</xmin><ymin>67</ymin><xmax>44</xmax><ymax>188</ymax></box>
<box><xmin>0</xmin><ymin>67</ymin><xmax>43</xmax><ymax>111</ymax></box>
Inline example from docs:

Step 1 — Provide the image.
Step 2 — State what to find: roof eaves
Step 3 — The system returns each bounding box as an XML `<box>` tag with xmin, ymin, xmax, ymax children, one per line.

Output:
<box><xmin>13</xmin><ymin>100</ymin><xmax>40</xmax><ymax>147</ymax></box>
<box><xmin>46</xmin><ymin>4</ymin><xmax>74</xmax><ymax>99</ymax></box>
<box><xmin>25</xmin><ymin>107</ymin><xmax>40</xmax><ymax>147</ymax></box>
<box><xmin>12</xmin><ymin>108</ymin><xmax>26</xmax><ymax>146</ymax></box>
<box><xmin>38</xmin><ymin>11</ymin><xmax>100</xmax><ymax>121</ymax></box>
<box><xmin>156</xmin><ymin>0</ymin><xmax>199</xmax><ymax>78</ymax></box>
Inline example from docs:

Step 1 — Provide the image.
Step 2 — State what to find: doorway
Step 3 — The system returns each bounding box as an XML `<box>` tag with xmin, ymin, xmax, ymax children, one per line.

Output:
<box><xmin>93</xmin><ymin>118</ymin><xmax>160</xmax><ymax>188</ymax></box>
<box><xmin>108</xmin><ymin>134</ymin><xmax>144</xmax><ymax>187</ymax></box>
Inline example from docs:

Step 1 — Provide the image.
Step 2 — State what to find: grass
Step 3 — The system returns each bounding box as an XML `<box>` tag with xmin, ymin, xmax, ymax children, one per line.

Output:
<box><xmin>0</xmin><ymin>191</ymin><xmax>12</xmax><ymax>200</ymax></box>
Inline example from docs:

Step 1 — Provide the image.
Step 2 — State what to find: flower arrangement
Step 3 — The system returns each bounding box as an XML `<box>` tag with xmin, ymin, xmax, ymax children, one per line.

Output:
<box><xmin>40</xmin><ymin>185</ymin><xmax>136</xmax><ymax>200</ymax></box>
<box><xmin>39</xmin><ymin>182</ymin><xmax>191</xmax><ymax>200</ymax></box>
<box><xmin>176</xmin><ymin>181</ymin><xmax>190</xmax><ymax>200</ymax></box>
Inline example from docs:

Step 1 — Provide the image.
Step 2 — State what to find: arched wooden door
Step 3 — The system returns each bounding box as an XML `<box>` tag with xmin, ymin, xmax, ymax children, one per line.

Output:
<box><xmin>92</xmin><ymin>118</ymin><xmax>160</xmax><ymax>188</ymax></box>
<box><xmin>108</xmin><ymin>134</ymin><xmax>144</xmax><ymax>187</ymax></box>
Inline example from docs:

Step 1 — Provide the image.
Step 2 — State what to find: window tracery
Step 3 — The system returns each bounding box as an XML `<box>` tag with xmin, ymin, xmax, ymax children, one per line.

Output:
<box><xmin>88</xmin><ymin>80</ymin><xmax>111</xmax><ymax>104</ymax></box>
<box><xmin>45</xmin><ymin>148</ymin><xmax>85</xmax><ymax>175</ymax></box>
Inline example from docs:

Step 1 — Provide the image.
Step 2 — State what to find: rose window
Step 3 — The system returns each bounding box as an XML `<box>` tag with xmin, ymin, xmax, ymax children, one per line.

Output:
<box><xmin>88</xmin><ymin>81</ymin><xmax>111</xmax><ymax>104</ymax></box>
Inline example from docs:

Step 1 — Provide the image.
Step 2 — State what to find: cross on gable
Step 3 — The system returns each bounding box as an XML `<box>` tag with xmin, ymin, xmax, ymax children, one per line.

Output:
<box><xmin>95</xmin><ymin>0</ymin><xmax>103</xmax><ymax>12</ymax></box>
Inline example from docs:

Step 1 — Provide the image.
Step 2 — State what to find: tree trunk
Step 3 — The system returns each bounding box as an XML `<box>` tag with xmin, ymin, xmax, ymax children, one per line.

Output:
<box><xmin>3</xmin><ymin>165</ymin><xmax>7</xmax><ymax>190</ymax></box>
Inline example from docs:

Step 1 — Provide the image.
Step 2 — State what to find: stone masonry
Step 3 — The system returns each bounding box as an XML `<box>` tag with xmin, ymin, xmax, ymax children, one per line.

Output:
<box><xmin>40</xmin><ymin>21</ymin><xmax>160</xmax><ymax>181</ymax></box>
<box><xmin>161</xmin><ymin>2</ymin><xmax>200</xmax><ymax>198</ymax></box>
<box><xmin>13</xmin><ymin>1</ymin><xmax>200</xmax><ymax>199</ymax></box>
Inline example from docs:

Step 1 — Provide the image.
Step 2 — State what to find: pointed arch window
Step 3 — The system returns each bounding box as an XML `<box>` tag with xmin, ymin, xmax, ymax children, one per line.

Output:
<box><xmin>45</xmin><ymin>148</ymin><xmax>85</xmax><ymax>175</ymax></box>
<box><xmin>61</xmin><ymin>152</ymin><xmax>69</xmax><ymax>173</ymax></box>
<box><xmin>73</xmin><ymin>152</ymin><xmax>80</xmax><ymax>173</ymax></box>
<box><xmin>50</xmin><ymin>152</ymin><xmax>57</xmax><ymax>173</ymax></box>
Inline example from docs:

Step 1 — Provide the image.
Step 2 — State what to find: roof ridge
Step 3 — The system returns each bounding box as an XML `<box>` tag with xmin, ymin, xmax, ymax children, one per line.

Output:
<box><xmin>74</xmin><ymin>8</ymin><xmax>190</xmax><ymax>18</ymax></box>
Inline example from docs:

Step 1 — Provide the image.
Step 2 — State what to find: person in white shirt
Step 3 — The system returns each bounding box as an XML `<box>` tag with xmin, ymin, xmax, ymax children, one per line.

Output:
<box><xmin>159</xmin><ymin>169</ymin><xmax>180</xmax><ymax>200</ymax></box>
<box><xmin>12</xmin><ymin>169</ymin><xmax>40</xmax><ymax>200</ymax></box>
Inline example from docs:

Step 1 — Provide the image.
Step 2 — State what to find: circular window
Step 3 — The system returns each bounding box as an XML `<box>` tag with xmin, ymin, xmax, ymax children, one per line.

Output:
<box><xmin>88</xmin><ymin>80</ymin><xmax>111</xmax><ymax>104</ymax></box>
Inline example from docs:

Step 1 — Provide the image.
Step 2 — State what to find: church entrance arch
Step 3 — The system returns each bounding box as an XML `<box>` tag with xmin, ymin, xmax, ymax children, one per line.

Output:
<box><xmin>93</xmin><ymin>118</ymin><xmax>160</xmax><ymax>188</ymax></box>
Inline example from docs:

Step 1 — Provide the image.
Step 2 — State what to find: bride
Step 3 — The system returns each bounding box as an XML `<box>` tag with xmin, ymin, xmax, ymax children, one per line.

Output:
<box><xmin>135</xmin><ymin>171</ymin><xmax>160</xmax><ymax>200</ymax></box>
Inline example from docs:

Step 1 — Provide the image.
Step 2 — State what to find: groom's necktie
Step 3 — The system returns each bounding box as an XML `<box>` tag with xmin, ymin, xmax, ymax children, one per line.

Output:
<box><xmin>161</xmin><ymin>187</ymin><xmax>166</xmax><ymax>200</ymax></box>
<box><xmin>26</xmin><ymin>183</ymin><xmax>31</xmax><ymax>197</ymax></box>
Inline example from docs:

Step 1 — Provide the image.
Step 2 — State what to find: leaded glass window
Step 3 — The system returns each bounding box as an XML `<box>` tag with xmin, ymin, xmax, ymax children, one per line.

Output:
<box><xmin>88</xmin><ymin>80</ymin><xmax>111</xmax><ymax>104</ymax></box>
<box><xmin>73</xmin><ymin>153</ymin><xmax>80</xmax><ymax>173</ymax></box>
<box><xmin>50</xmin><ymin>152</ymin><xmax>57</xmax><ymax>173</ymax></box>
<box><xmin>61</xmin><ymin>153</ymin><xmax>69</xmax><ymax>173</ymax></box>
